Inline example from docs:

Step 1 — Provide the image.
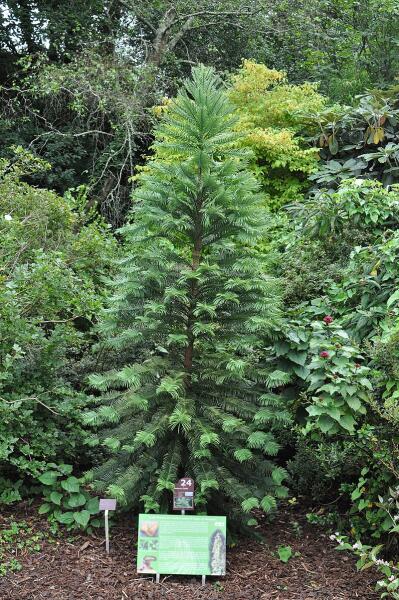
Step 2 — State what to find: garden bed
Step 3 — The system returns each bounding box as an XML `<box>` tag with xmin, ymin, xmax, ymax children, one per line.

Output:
<box><xmin>0</xmin><ymin>504</ymin><xmax>379</xmax><ymax>600</ymax></box>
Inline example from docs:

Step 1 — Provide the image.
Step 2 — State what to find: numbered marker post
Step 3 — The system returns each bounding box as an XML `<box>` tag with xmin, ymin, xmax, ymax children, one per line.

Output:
<box><xmin>173</xmin><ymin>477</ymin><xmax>195</xmax><ymax>514</ymax></box>
<box><xmin>172</xmin><ymin>478</ymin><xmax>205</xmax><ymax>585</ymax></box>
<box><xmin>99</xmin><ymin>498</ymin><xmax>117</xmax><ymax>554</ymax></box>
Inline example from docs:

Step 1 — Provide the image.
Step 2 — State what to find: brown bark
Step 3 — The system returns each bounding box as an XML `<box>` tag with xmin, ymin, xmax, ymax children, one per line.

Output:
<box><xmin>147</xmin><ymin>7</ymin><xmax>176</xmax><ymax>67</ymax></box>
<box><xmin>147</xmin><ymin>7</ymin><xmax>194</xmax><ymax>68</ymax></box>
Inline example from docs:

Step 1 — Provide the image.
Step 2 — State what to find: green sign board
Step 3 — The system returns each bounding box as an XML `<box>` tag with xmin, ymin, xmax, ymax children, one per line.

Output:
<box><xmin>137</xmin><ymin>514</ymin><xmax>226</xmax><ymax>576</ymax></box>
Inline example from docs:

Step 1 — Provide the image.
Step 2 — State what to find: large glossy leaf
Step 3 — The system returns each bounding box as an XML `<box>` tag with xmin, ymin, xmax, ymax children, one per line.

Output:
<box><xmin>73</xmin><ymin>510</ymin><xmax>91</xmax><ymax>528</ymax></box>
<box><xmin>61</xmin><ymin>476</ymin><xmax>80</xmax><ymax>493</ymax></box>
<box><xmin>38</xmin><ymin>471</ymin><xmax>59</xmax><ymax>486</ymax></box>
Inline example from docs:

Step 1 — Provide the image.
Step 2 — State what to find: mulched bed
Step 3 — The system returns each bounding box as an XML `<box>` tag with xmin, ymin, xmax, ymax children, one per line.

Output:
<box><xmin>0</xmin><ymin>503</ymin><xmax>380</xmax><ymax>600</ymax></box>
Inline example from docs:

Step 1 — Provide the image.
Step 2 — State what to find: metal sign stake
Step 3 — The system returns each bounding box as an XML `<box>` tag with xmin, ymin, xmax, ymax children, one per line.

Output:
<box><xmin>156</xmin><ymin>573</ymin><xmax>160</xmax><ymax>584</ymax></box>
<box><xmin>105</xmin><ymin>509</ymin><xmax>110</xmax><ymax>554</ymax></box>
<box><xmin>202</xmin><ymin>575</ymin><xmax>206</xmax><ymax>587</ymax></box>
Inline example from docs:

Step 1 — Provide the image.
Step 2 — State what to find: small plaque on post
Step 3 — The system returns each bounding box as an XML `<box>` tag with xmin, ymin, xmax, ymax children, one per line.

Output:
<box><xmin>100</xmin><ymin>498</ymin><xmax>117</xmax><ymax>553</ymax></box>
<box><xmin>99</xmin><ymin>498</ymin><xmax>117</xmax><ymax>511</ymax></box>
<box><xmin>173</xmin><ymin>478</ymin><xmax>194</xmax><ymax>511</ymax></box>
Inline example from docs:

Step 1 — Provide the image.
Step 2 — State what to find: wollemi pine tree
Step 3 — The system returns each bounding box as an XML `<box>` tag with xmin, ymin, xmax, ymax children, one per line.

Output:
<box><xmin>86</xmin><ymin>66</ymin><xmax>290</xmax><ymax>527</ymax></box>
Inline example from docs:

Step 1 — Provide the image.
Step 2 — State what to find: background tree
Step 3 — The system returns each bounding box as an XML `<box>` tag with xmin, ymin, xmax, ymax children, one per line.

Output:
<box><xmin>257</xmin><ymin>0</ymin><xmax>399</xmax><ymax>101</ymax></box>
<box><xmin>0</xmin><ymin>52</ymin><xmax>157</xmax><ymax>226</ymax></box>
<box><xmin>2</xmin><ymin>0</ymin><xmax>399</xmax><ymax>226</ymax></box>
<box><xmin>87</xmin><ymin>66</ymin><xmax>290</xmax><ymax>527</ymax></box>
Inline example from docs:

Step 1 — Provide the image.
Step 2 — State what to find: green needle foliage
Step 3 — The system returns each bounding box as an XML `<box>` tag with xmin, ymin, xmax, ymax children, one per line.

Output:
<box><xmin>87</xmin><ymin>66</ymin><xmax>290</xmax><ymax>527</ymax></box>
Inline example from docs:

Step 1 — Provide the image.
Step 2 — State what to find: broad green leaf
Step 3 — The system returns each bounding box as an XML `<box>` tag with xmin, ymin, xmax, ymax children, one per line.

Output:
<box><xmin>61</xmin><ymin>476</ymin><xmax>80</xmax><ymax>493</ymax></box>
<box><xmin>339</xmin><ymin>414</ymin><xmax>355</xmax><ymax>432</ymax></box>
<box><xmin>346</xmin><ymin>397</ymin><xmax>362</xmax><ymax>411</ymax></box>
<box><xmin>73</xmin><ymin>510</ymin><xmax>91</xmax><ymax>528</ymax></box>
<box><xmin>57</xmin><ymin>464</ymin><xmax>73</xmax><ymax>475</ymax></box>
<box><xmin>278</xmin><ymin>545</ymin><xmax>292</xmax><ymax>563</ymax></box>
<box><xmin>50</xmin><ymin>491</ymin><xmax>63</xmax><ymax>506</ymax></box>
<box><xmin>38</xmin><ymin>503</ymin><xmax>51</xmax><ymax>514</ymax></box>
<box><xmin>55</xmin><ymin>511</ymin><xmax>75</xmax><ymax>525</ymax></box>
<box><xmin>38</xmin><ymin>471</ymin><xmax>59</xmax><ymax>486</ymax></box>
<box><xmin>85</xmin><ymin>497</ymin><xmax>100</xmax><ymax>514</ymax></box>
<box><xmin>306</xmin><ymin>405</ymin><xmax>324</xmax><ymax>417</ymax></box>
<box><xmin>318</xmin><ymin>414</ymin><xmax>335</xmax><ymax>433</ymax></box>
<box><xmin>287</xmin><ymin>351</ymin><xmax>307</xmax><ymax>366</ymax></box>
<box><xmin>292</xmin><ymin>365</ymin><xmax>310</xmax><ymax>380</ymax></box>
<box><xmin>66</xmin><ymin>493</ymin><xmax>87</xmax><ymax>508</ymax></box>
<box><xmin>387</xmin><ymin>289</ymin><xmax>399</xmax><ymax>308</ymax></box>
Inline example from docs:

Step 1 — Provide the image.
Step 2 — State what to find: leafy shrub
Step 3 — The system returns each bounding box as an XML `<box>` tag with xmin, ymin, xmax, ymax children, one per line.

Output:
<box><xmin>304</xmin><ymin>319</ymin><xmax>370</xmax><ymax>434</ymax></box>
<box><xmin>0</xmin><ymin>150</ymin><xmax>116</xmax><ymax>491</ymax></box>
<box><xmin>275</xmin><ymin>174</ymin><xmax>399</xmax><ymax>560</ymax></box>
<box><xmin>38</xmin><ymin>464</ymin><xmax>100</xmax><ymax>530</ymax></box>
<box><xmin>332</xmin><ymin>484</ymin><xmax>399</xmax><ymax>600</ymax></box>
<box><xmin>289</xmin><ymin>180</ymin><xmax>399</xmax><ymax>247</ymax></box>
<box><xmin>305</xmin><ymin>92</ymin><xmax>399</xmax><ymax>189</ymax></box>
<box><xmin>288</xmin><ymin>435</ymin><xmax>365</xmax><ymax>503</ymax></box>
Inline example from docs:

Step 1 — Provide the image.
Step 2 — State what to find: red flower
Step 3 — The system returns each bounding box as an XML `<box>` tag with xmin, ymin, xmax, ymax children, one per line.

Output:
<box><xmin>323</xmin><ymin>315</ymin><xmax>333</xmax><ymax>324</ymax></box>
<box><xmin>320</xmin><ymin>351</ymin><xmax>329</xmax><ymax>359</ymax></box>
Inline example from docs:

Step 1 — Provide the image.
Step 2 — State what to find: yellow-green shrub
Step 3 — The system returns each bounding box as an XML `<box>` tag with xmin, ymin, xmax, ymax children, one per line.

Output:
<box><xmin>229</xmin><ymin>60</ymin><xmax>325</xmax><ymax>209</ymax></box>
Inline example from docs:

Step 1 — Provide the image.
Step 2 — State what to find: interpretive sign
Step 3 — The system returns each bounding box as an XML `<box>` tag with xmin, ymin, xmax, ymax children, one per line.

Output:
<box><xmin>137</xmin><ymin>514</ymin><xmax>226</xmax><ymax>576</ymax></box>
<box><xmin>173</xmin><ymin>477</ymin><xmax>195</xmax><ymax>511</ymax></box>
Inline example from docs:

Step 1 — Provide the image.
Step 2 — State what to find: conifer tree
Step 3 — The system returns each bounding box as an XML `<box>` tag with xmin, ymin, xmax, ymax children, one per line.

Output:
<box><xmin>87</xmin><ymin>66</ymin><xmax>291</xmax><ymax>527</ymax></box>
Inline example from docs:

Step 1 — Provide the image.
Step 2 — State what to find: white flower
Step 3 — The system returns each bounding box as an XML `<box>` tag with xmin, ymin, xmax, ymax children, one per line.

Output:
<box><xmin>375</xmin><ymin>559</ymin><xmax>390</xmax><ymax>567</ymax></box>
<box><xmin>4</xmin><ymin>214</ymin><xmax>12</xmax><ymax>221</ymax></box>
<box><xmin>353</xmin><ymin>542</ymin><xmax>361</xmax><ymax>550</ymax></box>
<box><xmin>352</xmin><ymin>179</ymin><xmax>364</xmax><ymax>187</ymax></box>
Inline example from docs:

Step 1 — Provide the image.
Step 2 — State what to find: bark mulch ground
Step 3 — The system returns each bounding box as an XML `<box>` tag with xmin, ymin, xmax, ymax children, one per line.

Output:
<box><xmin>0</xmin><ymin>503</ymin><xmax>380</xmax><ymax>600</ymax></box>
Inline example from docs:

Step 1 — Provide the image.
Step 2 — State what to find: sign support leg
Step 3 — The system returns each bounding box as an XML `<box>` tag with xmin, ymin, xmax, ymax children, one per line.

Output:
<box><xmin>181</xmin><ymin>509</ymin><xmax>185</xmax><ymax>515</ymax></box>
<box><xmin>156</xmin><ymin>573</ymin><xmax>160</xmax><ymax>584</ymax></box>
<box><xmin>105</xmin><ymin>509</ymin><xmax>110</xmax><ymax>554</ymax></box>
<box><xmin>201</xmin><ymin>575</ymin><xmax>206</xmax><ymax>587</ymax></box>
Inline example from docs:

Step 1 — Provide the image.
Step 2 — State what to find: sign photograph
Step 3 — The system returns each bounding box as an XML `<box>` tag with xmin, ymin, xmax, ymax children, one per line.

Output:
<box><xmin>136</xmin><ymin>514</ymin><xmax>226</xmax><ymax>576</ymax></box>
